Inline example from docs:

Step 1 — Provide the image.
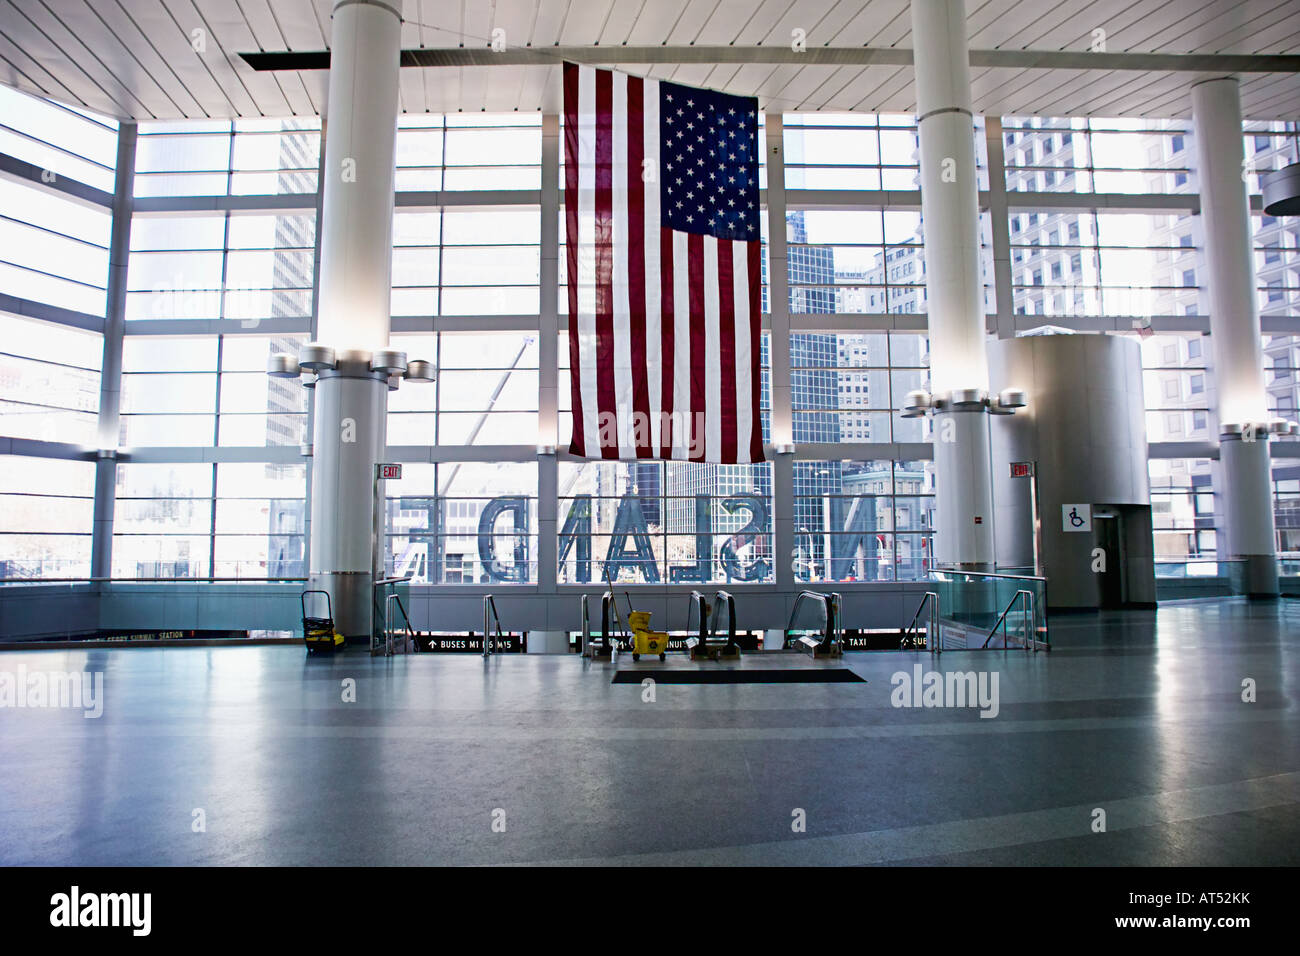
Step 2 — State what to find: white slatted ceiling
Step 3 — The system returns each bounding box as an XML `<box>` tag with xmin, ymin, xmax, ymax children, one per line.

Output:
<box><xmin>0</xmin><ymin>0</ymin><xmax>1298</xmax><ymax>120</ymax></box>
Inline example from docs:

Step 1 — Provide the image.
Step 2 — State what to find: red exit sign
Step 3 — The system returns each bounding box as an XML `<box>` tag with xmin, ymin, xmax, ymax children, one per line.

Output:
<box><xmin>377</xmin><ymin>463</ymin><xmax>403</xmax><ymax>480</ymax></box>
<box><xmin>1010</xmin><ymin>461</ymin><xmax>1034</xmax><ymax>478</ymax></box>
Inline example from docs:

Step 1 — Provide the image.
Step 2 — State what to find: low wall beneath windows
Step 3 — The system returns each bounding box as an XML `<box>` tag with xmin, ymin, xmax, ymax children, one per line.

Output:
<box><xmin>0</xmin><ymin>581</ymin><xmax>936</xmax><ymax>642</ymax></box>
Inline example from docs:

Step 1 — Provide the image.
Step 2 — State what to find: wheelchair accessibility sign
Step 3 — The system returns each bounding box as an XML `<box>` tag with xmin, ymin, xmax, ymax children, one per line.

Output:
<box><xmin>1062</xmin><ymin>504</ymin><xmax>1092</xmax><ymax>532</ymax></box>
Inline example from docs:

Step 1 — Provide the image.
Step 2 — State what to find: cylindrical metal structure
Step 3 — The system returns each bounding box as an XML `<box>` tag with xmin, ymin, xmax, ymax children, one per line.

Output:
<box><xmin>1192</xmin><ymin>77</ymin><xmax>1278</xmax><ymax>597</ymax></box>
<box><xmin>911</xmin><ymin>0</ymin><xmax>995</xmax><ymax>569</ymax></box>
<box><xmin>1262</xmin><ymin>163</ymin><xmax>1300</xmax><ymax>217</ymax></box>
<box><xmin>316</xmin><ymin>0</ymin><xmax>401</xmax><ymax>352</ymax></box>
<box><xmin>308</xmin><ymin>0</ymin><xmax>402</xmax><ymax>639</ymax></box>
<box><xmin>309</xmin><ymin>353</ymin><xmax>388</xmax><ymax>638</ymax></box>
<box><xmin>989</xmin><ymin>334</ymin><xmax>1156</xmax><ymax>610</ymax></box>
<box><xmin>932</xmin><ymin>409</ymin><xmax>995</xmax><ymax>568</ymax></box>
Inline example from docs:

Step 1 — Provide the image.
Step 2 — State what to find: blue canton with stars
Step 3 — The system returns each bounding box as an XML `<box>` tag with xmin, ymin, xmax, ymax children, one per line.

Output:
<box><xmin>659</xmin><ymin>80</ymin><xmax>759</xmax><ymax>242</ymax></box>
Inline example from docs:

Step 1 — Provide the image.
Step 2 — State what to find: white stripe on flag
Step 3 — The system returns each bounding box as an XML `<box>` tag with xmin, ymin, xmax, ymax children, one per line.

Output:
<box><xmin>575</xmin><ymin>65</ymin><xmax>599</xmax><ymax>458</ymax></box>
<box><xmin>643</xmin><ymin>78</ymin><xmax>661</xmax><ymax>452</ymax></box>
<box><xmin>671</xmin><ymin>230</ymin><xmax>690</xmax><ymax>460</ymax></box>
<box><xmin>610</xmin><ymin>70</ymin><xmax>633</xmax><ymax>457</ymax></box>
<box><xmin>733</xmin><ymin>239</ymin><xmax>753</xmax><ymax>461</ymax></box>
<box><xmin>703</xmin><ymin>237</ymin><xmax>722</xmax><ymax>462</ymax></box>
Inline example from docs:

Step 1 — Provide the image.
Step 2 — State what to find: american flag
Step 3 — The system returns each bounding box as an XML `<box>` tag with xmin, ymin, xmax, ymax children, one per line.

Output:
<box><xmin>564</xmin><ymin>62</ymin><xmax>765</xmax><ymax>464</ymax></box>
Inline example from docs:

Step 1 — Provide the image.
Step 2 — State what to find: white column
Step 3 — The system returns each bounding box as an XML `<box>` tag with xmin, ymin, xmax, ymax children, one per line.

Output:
<box><xmin>1192</xmin><ymin>77</ymin><xmax>1278</xmax><ymax>597</ymax></box>
<box><xmin>911</xmin><ymin>0</ymin><xmax>995</xmax><ymax>569</ymax></box>
<box><xmin>316</xmin><ymin>0</ymin><xmax>401</xmax><ymax>352</ymax></box>
<box><xmin>308</xmin><ymin>0</ymin><xmax>402</xmax><ymax>637</ymax></box>
<box><xmin>764</xmin><ymin>115</ymin><xmax>796</xmax><ymax>590</ymax></box>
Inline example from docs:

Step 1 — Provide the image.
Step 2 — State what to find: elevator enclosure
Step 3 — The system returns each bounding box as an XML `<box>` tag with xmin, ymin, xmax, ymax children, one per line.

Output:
<box><xmin>989</xmin><ymin>333</ymin><xmax>1157</xmax><ymax>611</ymax></box>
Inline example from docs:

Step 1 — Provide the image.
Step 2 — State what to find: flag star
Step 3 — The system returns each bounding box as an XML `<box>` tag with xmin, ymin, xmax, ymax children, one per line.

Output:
<box><xmin>686</xmin><ymin>144</ymin><xmax>693</xmax><ymax>152</ymax></box>
<box><xmin>687</xmin><ymin>191</ymin><xmax>694</xmax><ymax>199</ymax></box>
<box><xmin>676</xmin><ymin>130</ymin><xmax>683</xmax><ymax>139</ymax></box>
<box><xmin>709</xmin><ymin>219</ymin><xmax>716</xmax><ymax>227</ymax></box>
<box><xmin>748</xmin><ymin>223</ymin><xmax>755</xmax><ymax>231</ymax></box>
<box><xmin>686</xmin><ymin>215</ymin><xmax>693</xmax><ymax>223</ymax></box>
<box><xmin>676</xmin><ymin>201</ymin><xmax>683</xmax><ymax>209</ymax></box>
<box><xmin>698</xmin><ymin>205</ymin><xmax>704</xmax><ymax>212</ymax></box>
<box><xmin>728</xmin><ymin>107</ymin><xmax>735</xmax><ymax>116</ymax></box>
<box><xmin>676</xmin><ymin>178</ymin><xmax>683</xmax><ymax>185</ymax></box>
<box><xmin>687</xmin><ymin>99</ymin><xmax>693</xmax><ymax>107</ymax></box>
<box><xmin>728</xmin><ymin>198</ymin><xmax>734</xmax><ymax>206</ymax></box>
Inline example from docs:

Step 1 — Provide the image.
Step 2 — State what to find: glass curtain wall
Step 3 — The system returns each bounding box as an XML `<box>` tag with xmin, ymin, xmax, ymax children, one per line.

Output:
<box><xmin>1</xmin><ymin>82</ymin><xmax>1298</xmax><ymax>583</ymax></box>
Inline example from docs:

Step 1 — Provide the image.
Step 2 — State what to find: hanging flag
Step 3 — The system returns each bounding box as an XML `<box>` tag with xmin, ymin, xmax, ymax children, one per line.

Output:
<box><xmin>564</xmin><ymin>62</ymin><xmax>765</xmax><ymax>464</ymax></box>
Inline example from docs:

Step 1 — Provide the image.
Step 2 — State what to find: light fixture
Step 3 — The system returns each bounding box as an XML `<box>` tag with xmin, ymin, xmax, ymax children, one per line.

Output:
<box><xmin>405</xmin><ymin>360</ymin><xmax>436</xmax><ymax>383</ymax></box>
<box><xmin>269</xmin><ymin>345</ymin><xmax>434</xmax><ymax>393</ymax></box>
<box><xmin>267</xmin><ymin>353</ymin><xmax>300</xmax><ymax>378</ymax></box>
<box><xmin>297</xmin><ymin>343</ymin><xmax>337</xmax><ymax>371</ymax></box>
<box><xmin>901</xmin><ymin>387</ymin><xmax>1026</xmax><ymax>419</ymax></box>
<box><xmin>949</xmin><ymin>387</ymin><xmax>987</xmax><ymax>408</ymax></box>
<box><xmin>901</xmin><ymin>389</ymin><xmax>931</xmax><ymax>418</ymax></box>
<box><xmin>370</xmin><ymin>349</ymin><xmax>408</xmax><ymax>375</ymax></box>
<box><xmin>997</xmin><ymin>387</ymin><xmax>1027</xmax><ymax>409</ymax></box>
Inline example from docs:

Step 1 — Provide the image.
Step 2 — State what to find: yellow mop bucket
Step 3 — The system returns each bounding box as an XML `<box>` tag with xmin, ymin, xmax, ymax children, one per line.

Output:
<box><xmin>628</xmin><ymin>610</ymin><xmax>669</xmax><ymax>661</ymax></box>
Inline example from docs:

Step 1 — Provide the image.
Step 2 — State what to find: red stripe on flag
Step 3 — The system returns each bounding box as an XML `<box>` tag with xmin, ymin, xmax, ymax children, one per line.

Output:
<box><xmin>563</xmin><ymin>63</ymin><xmax>584</xmax><ymax>455</ymax></box>
<box><xmin>717</xmin><ymin>238</ymin><xmax>738</xmax><ymax>465</ymax></box>
<box><xmin>626</xmin><ymin>74</ymin><xmax>651</xmax><ymax>458</ymax></box>
<box><xmin>687</xmin><ymin>232</ymin><xmax>706</xmax><ymax>463</ymax></box>
<box><xmin>593</xmin><ymin>68</ymin><xmax>617</xmax><ymax>459</ymax></box>
<box><xmin>659</xmin><ymin>227</ymin><xmax>675</xmax><ymax>459</ymax></box>
<box><xmin>747</xmin><ymin>238</ymin><xmax>764</xmax><ymax>463</ymax></box>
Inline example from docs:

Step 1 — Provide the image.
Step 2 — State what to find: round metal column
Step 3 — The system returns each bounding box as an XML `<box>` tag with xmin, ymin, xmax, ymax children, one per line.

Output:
<box><xmin>911</xmin><ymin>0</ymin><xmax>995</xmax><ymax>570</ymax></box>
<box><xmin>1192</xmin><ymin>78</ymin><xmax>1278</xmax><ymax>596</ymax></box>
<box><xmin>309</xmin><ymin>0</ymin><xmax>402</xmax><ymax>639</ymax></box>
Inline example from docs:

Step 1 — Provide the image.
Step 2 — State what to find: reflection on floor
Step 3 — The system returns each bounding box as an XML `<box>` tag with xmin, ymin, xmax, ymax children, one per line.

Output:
<box><xmin>1</xmin><ymin>598</ymin><xmax>1298</xmax><ymax>866</ymax></box>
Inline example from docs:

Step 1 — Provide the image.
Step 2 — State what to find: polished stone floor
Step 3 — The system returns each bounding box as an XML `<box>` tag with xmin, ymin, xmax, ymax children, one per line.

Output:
<box><xmin>1</xmin><ymin>599</ymin><xmax>1297</xmax><ymax>866</ymax></box>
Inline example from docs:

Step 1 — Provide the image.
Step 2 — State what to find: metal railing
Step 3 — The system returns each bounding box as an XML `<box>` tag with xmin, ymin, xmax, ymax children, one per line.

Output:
<box><xmin>382</xmin><ymin>593</ymin><xmax>416</xmax><ymax>655</ymax></box>
<box><xmin>578</xmin><ymin>591</ymin><xmax>628</xmax><ymax>656</ymax></box>
<box><xmin>482</xmin><ymin>594</ymin><xmax>503</xmax><ymax>658</ymax></box>
<box><xmin>684</xmin><ymin>589</ymin><xmax>739</xmax><ymax>657</ymax></box>
<box><xmin>902</xmin><ymin>590</ymin><xmax>938</xmax><ymax>650</ymax></box>
<box><xmin>784</xmin><ymin>590</ymin><xmax>842</xmax><ymax>654</ymax></box>
<box><xmin>372</xmin><ymin>576</ymin><xmax>410</xmax><ymax>652</ymax></box>
<box><xmin>981</xmin><ymin>589</ymin><xmax>1037</xmax><ymax>651</ymax></box>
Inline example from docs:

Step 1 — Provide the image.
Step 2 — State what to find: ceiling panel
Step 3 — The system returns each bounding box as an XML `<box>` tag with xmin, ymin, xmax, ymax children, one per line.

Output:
<box><xmin>0</xmin><ymin>0</ymin><xmax>1296</xmax><ymax>122</ymax></box>
<box><xmin>86</xmin><ymin>0</ymin><xmax>205</xmax><ymax>116</ymax></box>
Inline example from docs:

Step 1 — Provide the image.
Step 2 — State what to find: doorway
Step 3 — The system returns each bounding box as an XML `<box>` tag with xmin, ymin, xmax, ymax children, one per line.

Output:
<box><xmin>1094</xmin><ymin>511</ymin><xmax>1125</xmax><ymax>608</ymax></box>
